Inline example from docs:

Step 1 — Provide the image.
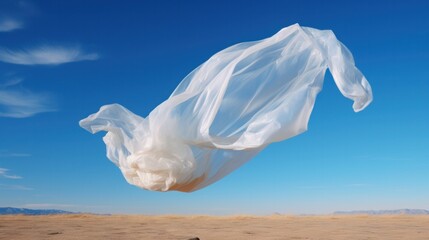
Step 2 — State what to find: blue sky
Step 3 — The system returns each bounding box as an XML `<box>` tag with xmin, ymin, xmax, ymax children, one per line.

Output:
<box><xmin>0</xmin><ymin>0</ymin><xmax>428</xmax><ymax>215</ymax></box>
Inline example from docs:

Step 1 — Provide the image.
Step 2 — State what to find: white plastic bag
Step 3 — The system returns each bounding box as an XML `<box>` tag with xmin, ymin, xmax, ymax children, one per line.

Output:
<box><xmin>80</xmin><ymin>24</ymin><xmax>372</xmax><ymax>192</ymax></box>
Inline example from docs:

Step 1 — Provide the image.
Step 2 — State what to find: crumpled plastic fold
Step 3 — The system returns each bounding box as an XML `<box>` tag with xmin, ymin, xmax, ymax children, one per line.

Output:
<box><xmin>80</xmin><ymin>24</ymin><xmax>372</xmax><ymax>192</ymax></box>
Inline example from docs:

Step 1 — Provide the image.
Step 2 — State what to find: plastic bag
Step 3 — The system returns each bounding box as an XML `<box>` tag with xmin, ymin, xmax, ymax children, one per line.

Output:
<box><xmin>80</xmin><ymin>24</ymin><xmax>372</xmax><ymax>192</ymax></box>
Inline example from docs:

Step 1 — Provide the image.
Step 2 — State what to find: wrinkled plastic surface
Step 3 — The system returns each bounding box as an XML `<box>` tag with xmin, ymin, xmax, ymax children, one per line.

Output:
<box><xmin>80</xmin><ymin>24</ymin><xmax>372</xmax><ymax>192</ymax></box>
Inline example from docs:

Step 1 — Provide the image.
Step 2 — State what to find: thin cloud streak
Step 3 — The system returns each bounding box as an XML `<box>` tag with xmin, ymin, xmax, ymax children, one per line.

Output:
<box><xmin>0</xmin><ymin>18</ymin><xmax>23</xmax><ymax>32</ymax></box>
<box><xmin>0</xmin><ymin>46</ymin><xmax>99</xmax><ymax>65</ymax></box>
<box><xmin>7</xmin><ymin>153</ymin><xmax>31</xmax><ymax>157</ymax></box>
<box><xmin>0</xmin><ymin>151</ymin><xmax>31</xmax><ymax>158</ymax></box>
<box><xmin>0</xmin><ymin>82</ymin><xmax>56</xmax><ymax>118</ymax></box>
<box><xmin>0</xmin><ymin>168</ymin><xmax>22</xmax><ymax>179</ymax></box>
<box><xmin>0</xmin><ymin>184</ymin><xmax>32</xmax><ymax>190</ymax></box>
<box><xmin>0</xmin><ymin>78</ymin><xmax>23</xmax><ymax>88</ymax></box>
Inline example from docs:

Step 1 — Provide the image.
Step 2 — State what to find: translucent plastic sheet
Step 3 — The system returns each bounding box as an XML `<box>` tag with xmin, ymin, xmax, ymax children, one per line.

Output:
<box><xmin>80</xmin><ymin>24</ymin><xmax>372</xmax><ymax>192</ymax></box>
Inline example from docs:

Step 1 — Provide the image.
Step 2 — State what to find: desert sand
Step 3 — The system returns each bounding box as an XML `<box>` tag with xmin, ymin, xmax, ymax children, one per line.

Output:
<box><xmin>1</xmin><ymin>214</ymin><xmax>429</xmax><ymax>240</ymax></box>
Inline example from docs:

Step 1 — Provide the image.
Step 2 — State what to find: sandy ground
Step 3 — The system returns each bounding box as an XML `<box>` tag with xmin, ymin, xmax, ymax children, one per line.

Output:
<box><xmin>1</xmin><ymin>214</ymin><xmax>429</xmax><ymax>240</ymax></box>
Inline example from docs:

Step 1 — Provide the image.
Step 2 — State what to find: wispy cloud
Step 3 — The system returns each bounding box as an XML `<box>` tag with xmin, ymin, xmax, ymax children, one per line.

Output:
<box><xmin>0</xmin><ymin>149</ymin><xmax>31</xmax><ymax>158</ymax></box>
<box><xmin>0</xmin><ymin>45</ymin><xmax>99</xmax><ymax>65</ymax></box>
<box><xmin>0</xmin><ymin>79</ymin><xmax>56</xmax><ymax>118</ymax></box>
<box><xmin>0</xmin><ymin>18</ymin><xmax>23</xmax><ymax>32</ymax></box>
<box><xmin>0</xmin><ymin>184</ymin><xmax>32</xmax><ymax>190</ymax></box>
<box><xmin>0</xmin><ymin>78</ymin><xmax>23</xmax><ymax>87</ymax></box>
<box><xmin>0</xmin><ymin>168</ymin><xmax>22</xmax><ymax>179</ymax></box>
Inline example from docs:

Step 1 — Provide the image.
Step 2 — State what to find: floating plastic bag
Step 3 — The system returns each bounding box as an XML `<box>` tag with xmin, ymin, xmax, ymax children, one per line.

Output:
<box><xmin>80</xmin><ymin>24</ymin><xmax>372</xmax><ymax>192</ymax></box>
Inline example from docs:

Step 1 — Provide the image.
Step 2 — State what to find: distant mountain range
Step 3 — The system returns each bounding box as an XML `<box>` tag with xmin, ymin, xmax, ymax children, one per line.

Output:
<box><xmin>2</xmin><ymin>207</ymin><xmax>429</xmax><ymax>216</ymax></box>
<box><xmin>334</xmin><ymin>209</ymin><xmax>429</xmax><ymax>215</ymax></box>
<box><xmin>0</xmin><ymin>207</ymin><xmax>74</xmax><ymax>215</ymax></box>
